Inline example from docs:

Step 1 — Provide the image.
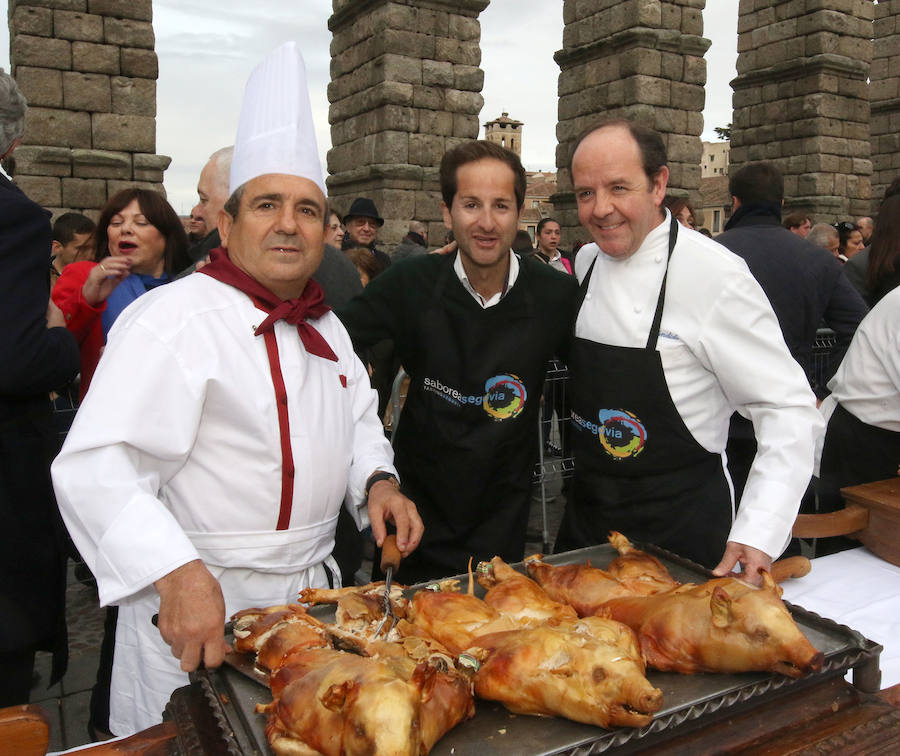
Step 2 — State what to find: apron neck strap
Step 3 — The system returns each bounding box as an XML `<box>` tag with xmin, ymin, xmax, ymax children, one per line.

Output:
<box><xmin>574</xmin><ymin>214</ymin><xmax>679</xmax><ymax>349</ymax></box>
<box><xmin>646</xmin><ymin>214</ymin><xmax>679</xmax><ymax>350</ymax></box>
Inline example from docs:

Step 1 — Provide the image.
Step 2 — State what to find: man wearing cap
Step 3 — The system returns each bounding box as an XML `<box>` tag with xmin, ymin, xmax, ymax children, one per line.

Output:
<box><xmin>341</xmin><ymin>197</ymin><xmax>391</xmax><ymax>276</ymax></box>
<box><xmin>52</xmin><ymin>43</ymin><xmax>422</xmax><ymax>736</ymax></box>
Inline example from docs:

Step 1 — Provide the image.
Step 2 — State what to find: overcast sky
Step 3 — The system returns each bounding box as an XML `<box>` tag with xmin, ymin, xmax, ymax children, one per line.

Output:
<box><xmin>2</xmin><ymin>0</ymin><xmax>739</xmax><ymax>214</ymax></box>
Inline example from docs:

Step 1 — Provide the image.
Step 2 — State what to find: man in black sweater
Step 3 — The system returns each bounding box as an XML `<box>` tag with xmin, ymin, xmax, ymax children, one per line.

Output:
<box><xmin>339</xmin><ymin>141</ymin><xmax>578</xmax><ymax>583</ymax></box>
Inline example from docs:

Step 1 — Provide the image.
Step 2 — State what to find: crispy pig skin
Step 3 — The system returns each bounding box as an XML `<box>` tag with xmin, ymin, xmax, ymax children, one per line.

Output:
<box><xmin>230</xmin><ymin>604</ymin><xmax>327</xmax><ymax>660</ymax></box>
<box><xmin>258</xmin><ymin>646</ymin><xmax>473</xmax><ymax>756</ymax></box>
<box><xmin>476</xmin><ymin>556</ymin><xmax>579</xmax><ymax>625</ymax></box>
<box><xmin>601</xmin><ymin>571</ymin><xmax>824</xmax><ymax>677</ymax></box>
<box><xmin>605</xmin><ymin>531</ymin><xmax>680</xmax><ymax>595</ymax></box>
<box><xmin>524</xmin><ymin>555</ymin><xmax>634</xmax><ymax>616</ymax></box>
<box><xmin>466</xmin><ymin>617</ymin><xmax>662</xmax><ymax>729</ymax></box>
<box><xmin>404</xmin><ymin>589</ymin><xmax>519</xmax><ymax>655</ymax></box>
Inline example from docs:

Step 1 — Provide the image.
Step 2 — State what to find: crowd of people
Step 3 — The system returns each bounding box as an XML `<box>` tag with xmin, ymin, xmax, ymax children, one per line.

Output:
<box><xmin>1</xmin><ymin>42</ymin><xmax>898</xmax><ymax>745</ymax></box>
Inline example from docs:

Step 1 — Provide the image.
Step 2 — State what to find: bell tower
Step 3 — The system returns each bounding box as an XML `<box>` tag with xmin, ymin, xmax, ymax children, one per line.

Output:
<box><xmin>484</xmin><ymin>112</ymin><xmax>523</xmax><ymax>157</ymax></box>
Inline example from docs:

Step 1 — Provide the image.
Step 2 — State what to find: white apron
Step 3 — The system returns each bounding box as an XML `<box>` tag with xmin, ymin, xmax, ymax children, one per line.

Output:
<box><xmin>109</xmin><ymin>518</ymin><xmax>340</xmax><ymax>736</ymax></box>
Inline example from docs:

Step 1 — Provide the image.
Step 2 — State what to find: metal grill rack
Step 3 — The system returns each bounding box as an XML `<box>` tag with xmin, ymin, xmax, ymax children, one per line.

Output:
<box><xmin>809</xmin><ymin>327</ymin><xmax>838</xmax><ymax>394</ymax></box>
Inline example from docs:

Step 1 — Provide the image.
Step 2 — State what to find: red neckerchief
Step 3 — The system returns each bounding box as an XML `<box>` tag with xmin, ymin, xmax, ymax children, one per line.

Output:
<box><xmin>199</xmin><ymin>246</ymin><xmax>341</xmax><ymax>530</ymax></box>
<box><xmin>199</xmin><ymin>247</ymin><xmax>337</xmax><ymax>362</ymax></box>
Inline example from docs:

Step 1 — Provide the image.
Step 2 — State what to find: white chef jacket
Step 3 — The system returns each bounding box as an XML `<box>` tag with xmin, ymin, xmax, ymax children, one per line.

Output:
<box><xmin>574</xmin><ymin>212</ymin><xmax>823</xmax><ymax>559</ymax></box>
<box><xmin>52</xmin><ymin>272</ymin><xmax>396</xmax><ymax>735</ymax></box>
<box><xmin>820</xmin><ymin>285</ymin><xmax>900</xmax><ymax>432</ymax></box>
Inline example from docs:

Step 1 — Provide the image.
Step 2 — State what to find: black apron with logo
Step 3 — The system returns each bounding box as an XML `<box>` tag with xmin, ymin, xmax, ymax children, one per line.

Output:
<box><xmin>556</xmin><ymin>218</ymin><xmax>733</xmax><ymax>568</ymax></box>
<box><xmin>390</xmin><ymin>259</ymin><xmax>555</xmax><ymax>583</ymax></box>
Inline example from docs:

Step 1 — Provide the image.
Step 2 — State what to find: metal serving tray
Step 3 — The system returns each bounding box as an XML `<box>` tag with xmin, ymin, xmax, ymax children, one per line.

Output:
<box><xmin>196</xmin><ymin>543</ymin><xmax>881</xmax><ymax>756</ymax></box>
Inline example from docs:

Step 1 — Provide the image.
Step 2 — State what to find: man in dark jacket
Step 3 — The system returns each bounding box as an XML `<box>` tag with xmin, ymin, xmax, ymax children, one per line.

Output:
<box><xmin>0</xmin><ymin>68</ymin><xmax>81</xmax><ymax>705</ymax></box>
<box><xmin>715</xmin><ymin>161</ymin><xmax>869</xmax><ymax>499</ymax></box>
<box><xmin>392</xmin><ymin>221</ymin><xmax>429</xmax><ymax>261</ymax></box>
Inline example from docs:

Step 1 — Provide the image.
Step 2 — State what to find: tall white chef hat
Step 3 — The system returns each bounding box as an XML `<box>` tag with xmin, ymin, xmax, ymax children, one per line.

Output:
<box><xmin>229</xmin><ymin>41</ymin><xmax>324</xmax><ymax>196</ymax></box>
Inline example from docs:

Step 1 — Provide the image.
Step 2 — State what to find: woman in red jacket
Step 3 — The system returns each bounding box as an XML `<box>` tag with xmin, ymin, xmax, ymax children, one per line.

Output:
<box><xmin>52</xmin><ymin>188</ymin><xmax>189</xmax><ymax>398</ymax></box>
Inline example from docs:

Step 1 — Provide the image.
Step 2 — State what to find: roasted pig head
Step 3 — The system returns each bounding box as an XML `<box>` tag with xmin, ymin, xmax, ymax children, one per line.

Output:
<box><xmin>476</xmin><ymin>556</ymin><xmax>578</xmax><ymax>625</ymax></box>
<box><xmin>524</xmin><ymin>554</ymin><xmax>634</xmax><ymax>616</ymax></box>
<box><xmin>465</xmin><ymin>618</ymin><xmax>663</xmax><ymax>729</ymax></box>
<box><xmin>601</xmin><ymin>571</ymin><xmax>824</xmax><ymax>677</ymax></box>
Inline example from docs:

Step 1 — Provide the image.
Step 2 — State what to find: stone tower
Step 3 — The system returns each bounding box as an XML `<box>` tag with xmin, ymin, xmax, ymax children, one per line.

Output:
<box><xmin>8</xmin><ymin>0</ymin><xmax>169</xmax><ymax>219</ymax></box>
<box><xmin>483</xmin><ymin>111</ymin><xmax>523</xmax><ymax>157</ymax></box>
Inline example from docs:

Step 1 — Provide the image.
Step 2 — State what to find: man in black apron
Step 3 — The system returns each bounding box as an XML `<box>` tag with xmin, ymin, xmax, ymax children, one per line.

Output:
<box><xmin>556</xmin><ymin>119</ymin><xmax>822</xmax><ymax>581</ymax></box>
<box><xmin>339</xmin><ymin>141</ymin><xmax>579</xmax><ymax>584</ymax></box>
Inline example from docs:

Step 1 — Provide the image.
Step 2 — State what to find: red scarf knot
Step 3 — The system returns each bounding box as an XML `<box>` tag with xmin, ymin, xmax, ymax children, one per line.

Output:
<box><xmin>199</xmin><ymin>247</ymin><xmax>338</xmax><ymax>362</ymax></box>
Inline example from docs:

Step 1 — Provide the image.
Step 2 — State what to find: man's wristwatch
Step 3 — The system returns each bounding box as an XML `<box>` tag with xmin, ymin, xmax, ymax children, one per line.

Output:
<box><xmin>365</xmin><ymin>471</ymin><xmax>399</xmax><ymax>500</ymax></box>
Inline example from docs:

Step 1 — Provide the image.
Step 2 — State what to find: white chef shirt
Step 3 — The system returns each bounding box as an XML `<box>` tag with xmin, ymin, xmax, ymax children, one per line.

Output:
<box><xmin>52</xmin><ymin>273</ymin><xmax>396</xmax><ymax>735</ymax></box>
<box><xmin>820</xmin><ymin>285</ymin><xmax>900</xmax><ymax>433</ymax></box>
<box><xmin>574</xmin><ymin>212</ymin><xmax>824</xmax><ymax>559</ymax></box>
<box><xmin>454</xmin><ymin>249</ymin><xmax>519</xmax><ymax>308</ymax></box>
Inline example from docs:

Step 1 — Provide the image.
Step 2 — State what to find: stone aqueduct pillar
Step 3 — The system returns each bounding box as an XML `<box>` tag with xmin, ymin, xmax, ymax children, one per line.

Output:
<box><xmin>871</xmin><ymin>0</ymin><xmax>900</xmax><ymax>204</ymax></box>
<box><xmin>551</xmin><ymin>1</ymin><xmax>710</xmax><ymax>247</ymax></box>
<box><xmin>326</xmin><ymin>0</ymin><xmax>489</xmax><ymax>247</ymax></box>
<box><xmin>8</xmin><ymin>2</ymin><xmax>900</xmax><ymax>226</ymax></box>
<box><xmin>730</xmin><ymin>0</ymin><xmax>874</xmax><ymax>221</ymax></box>
<box><xmin>8</xmin><ymin>0</ymin><xmax>168</xmax><ymax>218</ymax></box>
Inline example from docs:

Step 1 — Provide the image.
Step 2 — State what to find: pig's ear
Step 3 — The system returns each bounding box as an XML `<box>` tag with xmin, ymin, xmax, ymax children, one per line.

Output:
<box><xmin>710</xmin><ymin>586</ymin><xmax>732</xmax><ymax>628</ymax></box>
<box><xmin>760</xmin><ymin>570</ymin><xmax>782</xmax><ymax>597</ymax></box>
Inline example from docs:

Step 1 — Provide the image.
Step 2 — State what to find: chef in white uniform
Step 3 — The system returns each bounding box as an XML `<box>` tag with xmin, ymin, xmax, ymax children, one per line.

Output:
<box><xmin>52</xmin><ymin>42</ymin><xmax>423</xmax><ymax>736</ymax></box>
<box><xmin>556</xmin><ymin>119</ymin><xmax>823</xmax><ymax>580</ymax></box>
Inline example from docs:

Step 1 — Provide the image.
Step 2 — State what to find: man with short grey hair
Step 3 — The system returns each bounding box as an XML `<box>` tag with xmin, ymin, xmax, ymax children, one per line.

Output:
<box><xmin>187</xmin><ymin>146</ymin><xmax>233</xmax><ymax>263</ymax></box>
<box><xmin>856</xmin><ymin>216</ymin><xmax>874</xmax><ymax>246</ymax></box>
<box><xmin>807</xmin><ymin>222</ymin><xmax>840</xmax><ymax>258</ymax></box>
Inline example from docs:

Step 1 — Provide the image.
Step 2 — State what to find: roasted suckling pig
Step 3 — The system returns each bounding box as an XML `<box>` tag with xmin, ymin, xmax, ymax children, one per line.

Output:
<box><xmin>524</xmin><ymin>554</ymin><xmax>635</xmax><ymax>615</ymax></box>
<box><xmin>231</xmin><ymin>604</ymin><xmax>330</xmax><ymax>672</ymax></box>
<box><xmin>466</xmin><ymin>617</ymin><xmax>663</xmax><ymax>728</ymax></box>
<box><xmin>299</xmin><ymin>583</ymin><xmax>409</xmax><ymax>644</ymax></box>
<box><xmin>475</xmin><ymin>556</ymin><xmax>578</xmax><ymax>625</ymax></box>
<box><xmin>257</xmin><ymin>645</ymin><xmax>474</xmax><ymax>756</ymax></box>
<box><xmin>600</xmin><ymin>571</ymin><xmax>824</xmax><ymax>677</ymax></box>
<box><xmin>402</xmin><ymin>585</ymin><xmax>520</xmax><ymax>655</ymax></box>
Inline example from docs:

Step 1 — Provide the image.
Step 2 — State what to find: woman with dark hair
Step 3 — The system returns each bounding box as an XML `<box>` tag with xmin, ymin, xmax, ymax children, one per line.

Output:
<box><xmin>52</xmin><ymin>188</ymin><xmax>189</xmax><ymax>398</ymax></box>
<box><xmin>866</xmin><ymin>194</ymin><xmax>900</xmax><ymax>305</ymax></box>
<box><xmin>834</xmin><ymin>221</ymin><xmax>864</xmax><ymax>263</ymax></box>
<box><xmin>664</xmin><ymin>195</ymin><xmax>694</xmax><ymax>229</ymax></box>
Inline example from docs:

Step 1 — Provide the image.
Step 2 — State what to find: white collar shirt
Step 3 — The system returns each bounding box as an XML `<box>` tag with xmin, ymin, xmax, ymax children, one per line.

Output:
<box><xmin>453</xmin><ymin>249</ymin><xmax>519</xmax><ymax>308</ymax></box>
